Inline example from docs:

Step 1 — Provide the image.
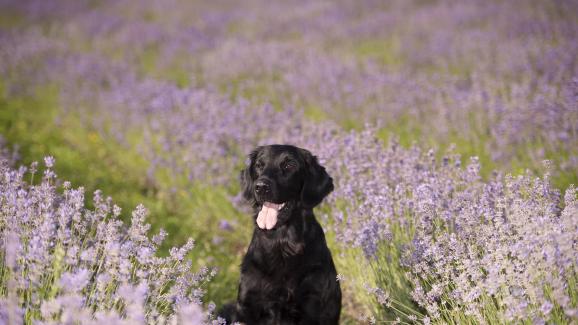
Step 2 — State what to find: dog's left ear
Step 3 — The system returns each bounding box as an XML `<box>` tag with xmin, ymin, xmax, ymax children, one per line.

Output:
<box><xmin>299</xmin><ymin>148</ymin><xmax>334</xmax><ymax>208</ymax></box>
<box><xmin>239</xmin><ymin>148</ymin><xmax>260</xmax><ymax>207</ymax></box>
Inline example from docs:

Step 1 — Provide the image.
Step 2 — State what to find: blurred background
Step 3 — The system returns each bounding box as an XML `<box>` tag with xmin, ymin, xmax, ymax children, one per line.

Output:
<box><xmin>1</xmin><ymin>0</ymin><xmax>577</xmax><ymax>323</ymax></box>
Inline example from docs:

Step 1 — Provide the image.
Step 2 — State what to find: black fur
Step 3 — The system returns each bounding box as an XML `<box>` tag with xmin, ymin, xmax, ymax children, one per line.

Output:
<box><xmin>220</xmin><ymin>145</ymin><xmax>341</xmax><ymax>325</ymax></box>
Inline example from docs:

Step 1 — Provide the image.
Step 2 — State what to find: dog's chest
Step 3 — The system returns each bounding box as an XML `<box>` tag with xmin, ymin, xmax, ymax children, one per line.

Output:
<box><xmin>255</xmin><ymin>240</ymin><xmax>304</xmax><ymax>272</ymax></box>
<box><xmin>248</xmin><ymin>261</ymin><xmax>302</xmax><ymax>307</ymax></box>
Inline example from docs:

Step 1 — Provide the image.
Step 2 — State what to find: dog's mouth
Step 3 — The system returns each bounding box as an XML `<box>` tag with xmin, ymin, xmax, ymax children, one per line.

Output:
<box><xmin>257</xmin><ymin>201</ymin><xmax>286</xmax><ymax>230</ymax></box>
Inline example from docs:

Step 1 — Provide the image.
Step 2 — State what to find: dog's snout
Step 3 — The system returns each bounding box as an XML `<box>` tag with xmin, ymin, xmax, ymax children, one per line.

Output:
<box><xmin>255</xmin><ymin>180</ymin><xmax>271</xmax><ymax>195</ymax></box>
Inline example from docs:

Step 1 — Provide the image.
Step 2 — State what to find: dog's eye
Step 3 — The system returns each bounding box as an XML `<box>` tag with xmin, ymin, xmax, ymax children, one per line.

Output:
<box><xmin>255</xmin><ymin>161</ymin><xmax>264</xmax><ymax>170</ymax></box>
<box><xmin>282</xmin><ymin>161</ymin><xmax>297</xmax><ymax>171</ymax></box>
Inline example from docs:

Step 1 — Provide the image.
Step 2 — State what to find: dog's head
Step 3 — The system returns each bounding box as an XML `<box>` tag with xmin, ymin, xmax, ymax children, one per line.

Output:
<box><xmin>240</xmin><ymin>145</ymin><xmax>333</xmax><ymax>230</ymax></box>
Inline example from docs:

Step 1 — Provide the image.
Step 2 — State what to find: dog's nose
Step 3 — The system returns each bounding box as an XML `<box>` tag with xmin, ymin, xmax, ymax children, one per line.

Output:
<box><xmin>255</xmin><ymin>181</ymin><xmax>271</xmax><ymax>195</ymax></box>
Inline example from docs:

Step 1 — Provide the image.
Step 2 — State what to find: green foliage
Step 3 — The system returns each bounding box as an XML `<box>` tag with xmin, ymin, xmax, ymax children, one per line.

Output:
<box><xmin>0</xmin><ymin>83</ymin><xmax>248</xmax><ymax>307</ymax></box>
<box><xmin>352</xmin><ymin>37</ymin><xmax>404</xmax><ymax>68</ymax></box>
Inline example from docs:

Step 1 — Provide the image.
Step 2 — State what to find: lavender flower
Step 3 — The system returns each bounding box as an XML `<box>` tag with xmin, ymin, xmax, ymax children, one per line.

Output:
<box><xmin>0</xmin><ymin>156</ymin><xmax>213</xmax><ymax>323</ymax></box>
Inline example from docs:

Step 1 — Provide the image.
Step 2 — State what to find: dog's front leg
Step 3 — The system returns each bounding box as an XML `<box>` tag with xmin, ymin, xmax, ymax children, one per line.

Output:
<box><xmin>237</xmin><ymin>278</ymin><xmax>279</xmax><ymax>325</ymax></box>
<box><xmin>295</xmin><ymin>271</ymin><xmax>341</xmax><ymax>325</ymax></box>
<box><xmin>296</xmin><ymin>295</ymin><xmax>322</xmax><ymax>325</ymax></box>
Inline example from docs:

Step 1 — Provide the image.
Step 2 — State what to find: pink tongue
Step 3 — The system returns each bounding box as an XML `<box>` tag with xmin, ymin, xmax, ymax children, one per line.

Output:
<box><xmin>257</xmin><ymin>202</ymin><xmax>285</xmax><ymax>230</ymax></box>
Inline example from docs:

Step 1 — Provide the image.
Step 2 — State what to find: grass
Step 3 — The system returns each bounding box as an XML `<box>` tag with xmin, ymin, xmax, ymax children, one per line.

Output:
<box><xmin>374</xmin><ymin>111</ymin><xmax>576</xmax><ymax>191</ymax></box>
<box><xmin>0</xmin><ymin>80</ymin><xmax>389</xmax><ymax>321</ymax></box>
<box><xmin>0</xmin><ymin>8</ymin><xmax>24</xmax><ymax>29</ymax></box>
<box><xmin>351</xmin><ymin>37</ymin><xmax>405</xmax><ymax>68</ymax></box>
<box><xmin>0</xmin><ymin>81</ymin><xmax>248</xmax><ymax>308</ymax></box>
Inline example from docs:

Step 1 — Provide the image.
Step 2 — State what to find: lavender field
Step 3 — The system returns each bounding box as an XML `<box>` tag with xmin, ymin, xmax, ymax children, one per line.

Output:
<box><xmin>0</xmin><ymin>0</ymin><xmax>577</xmax><ymax>323</ymax></box>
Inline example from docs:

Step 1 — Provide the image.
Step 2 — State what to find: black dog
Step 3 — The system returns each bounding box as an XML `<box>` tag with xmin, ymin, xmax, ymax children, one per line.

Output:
<box><xmin>220</xmin><ymin>144</ymin><xmax>341</xmax><ymax>324</ymax></box>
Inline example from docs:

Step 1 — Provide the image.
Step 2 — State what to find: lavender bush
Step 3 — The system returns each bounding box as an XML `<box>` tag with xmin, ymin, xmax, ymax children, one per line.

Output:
<box><xmin>0</xmin><ymin>155</ymin><xmax>220</xmax><ymax>324</ymax></box>
<box><xmin>290</xmin><ymin>126</ymin><xmax>578</xmax><ymax>323</ymax></box>
<box><xmin>406</xmin><ymin>170</ymin><xmax>577</xmax><ymax>323</ymax></box>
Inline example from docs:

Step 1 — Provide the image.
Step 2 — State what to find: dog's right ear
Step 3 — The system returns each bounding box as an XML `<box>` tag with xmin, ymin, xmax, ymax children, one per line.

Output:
<box><xmin>239</xmin><ymin>148</ymin><xmax>259</xmax><ymax>207</ymax></box>
<box><xmin>298</xmin><ymin>148</ymin><xmax>334</xmax><ymax>209</ymax></box>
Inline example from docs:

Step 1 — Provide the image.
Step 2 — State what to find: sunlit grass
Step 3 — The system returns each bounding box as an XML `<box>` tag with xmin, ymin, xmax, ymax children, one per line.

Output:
<box><xmin>0</xmin><ymin>83</ymin><xmax>249</xmax><ymax>308</ymax></box>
